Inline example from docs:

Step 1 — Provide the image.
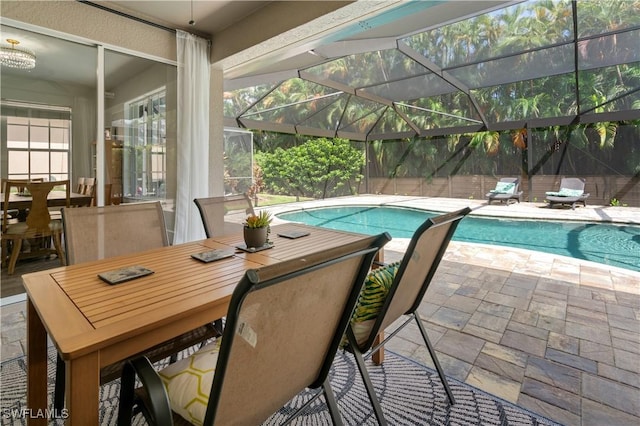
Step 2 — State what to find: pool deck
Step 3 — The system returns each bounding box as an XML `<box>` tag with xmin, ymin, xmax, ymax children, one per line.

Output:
<box><xmin>269</xmin><ymin>196</ymin><xmax>640</xmax><ymax>425</ymax></box>
<box><xmin>268</xmin><ymin>194</ymin><xmax>640</xmax><ymax>225</ymax></box>
<box><xmin>1</xmin><ymin>196</ymin><xmax>639</xmax><ymax>425</ymax></box>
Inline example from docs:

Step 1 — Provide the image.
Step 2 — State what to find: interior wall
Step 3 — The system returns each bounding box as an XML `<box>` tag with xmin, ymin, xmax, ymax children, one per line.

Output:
<box><xmin>0</xmin><ymin>73</ymin><xmax>96</xmax><ymax>180</ymax></box>
<box><xmin>1</xmin><ymin>0</ymin><xmax>176</xmax><ymax>62</ymax></box>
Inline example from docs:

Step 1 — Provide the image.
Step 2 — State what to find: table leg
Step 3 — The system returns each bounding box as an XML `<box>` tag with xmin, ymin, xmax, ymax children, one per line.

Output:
<box><xmin>371</xmin><ymin>332</ymin><xmax>385</xmax><ymax>365</ymax></box>
<box><xmin>66</xmin><ymin>352</ymin><xmax>100</xmax><ymax>424</ymax></box>
<box><xmin>26</xmin><ymin>300</ymin><xmax>48</xmax><ymax>426</ymax></box>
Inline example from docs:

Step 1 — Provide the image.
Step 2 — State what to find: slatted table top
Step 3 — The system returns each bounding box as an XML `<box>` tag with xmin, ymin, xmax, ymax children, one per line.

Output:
<box><xmin>23</xmin><ymin>223</ymin><xmax>369</xmax><ymax>359</ymax></box>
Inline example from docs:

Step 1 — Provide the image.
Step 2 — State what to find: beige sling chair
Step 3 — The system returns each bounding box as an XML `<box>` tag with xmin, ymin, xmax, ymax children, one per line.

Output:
<box><xmin>54</xmin><ymin>202</ymin><xmax>221</xmax><ymax>411</ymax></box>
<box><xmin>342</xmin><ymin>207</ymin><xmax>471</xmax><ymax>425</ymax></box>
<box><xmin>117</xmin><ymin>232</ymin><xmax>391</xmax><ymax>426</ymax></box>
<box><xmin>194</xmin><ymin>193</ymin><xmax>255</xmax><ymax>238</ymax></box>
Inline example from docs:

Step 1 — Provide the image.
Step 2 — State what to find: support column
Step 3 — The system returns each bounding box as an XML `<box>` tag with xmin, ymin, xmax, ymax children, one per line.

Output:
<box><xmin>209</xmin><ymin>67</ymin><xmax>225</xmax><ymax>197</ymax></box>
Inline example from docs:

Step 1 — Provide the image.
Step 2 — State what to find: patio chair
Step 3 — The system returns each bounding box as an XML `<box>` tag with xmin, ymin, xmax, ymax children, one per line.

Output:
<box><xmin>545</xmin><ymin>177</ymin><xmax>590</xmax><ymax>210</ymax></box>
<box><xmin>54</xmin><ymin>202</ymin><xmax>221</xmax><ymax>411</ymax></box>
<box><xmin>343</xmin><ymin>207</ymin><xmax>471</xmax><ymax>425</ymax></box>
<box><xmin>1</xmin><ymin>180</ymin><xmax>68</xmax><ymax>274</ymax></box>
<box><xmin>117</xmin><ymin>232</ymin><xmax>391</xmax><ymax>426</ymax></box>
<box><xmin>194</xmin><ymin>193</ymin><xmax>255</xmax><ymax>238</ymax></box>
<box><xmin>485</xmin><ymin>177</ymin><xmax>523</xmax><ymax>205</ymax></box>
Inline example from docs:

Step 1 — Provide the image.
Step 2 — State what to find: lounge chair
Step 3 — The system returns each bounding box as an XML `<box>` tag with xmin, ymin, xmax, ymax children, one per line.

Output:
<box><xmin>486</xmin><ymin>177</ymin><xmax>522</xmax><ymax>205</ymax></box>
<box><xmin>545</xmin><ymin>177</ymin><xmax>590</xmax><ymax>210</ymax></box>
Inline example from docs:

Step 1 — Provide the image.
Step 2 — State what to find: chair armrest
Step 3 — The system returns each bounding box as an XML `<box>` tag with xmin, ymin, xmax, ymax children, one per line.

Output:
<box><xmin>118</xmin><ymin>357</ymin><xmax>173</xmax><ymax>426</ymax></box>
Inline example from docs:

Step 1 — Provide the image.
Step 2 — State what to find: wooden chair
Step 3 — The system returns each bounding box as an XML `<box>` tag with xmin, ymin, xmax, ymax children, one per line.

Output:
<box><xmin>104</xmin><ymin>183</ymin><xmax>113</xmax><ymax>206</ymax></box>
<box><xmin>54</xmin><ymin>201</ymin><xmax>221</xmax><ymax>411</ymax></box>
<box><xmin>117</xmin><ymin>232</ymin><xmax>391</xmax><ymax>426</ymax></box>
<box><xmin>343</xmin><ymin>207</ymin><xmax>471</xmax><ymax>424</ymax></box>
<box><xmin>1</xmin><ymin>177</ymin><xmax>44</xmax><ymax>192</ymax></box>
<box><xmin>1</xmin><ymin>177</ymin><xmax>44</xmax><ymax>222</ymax></box>
<box><xmin>1</xmin><ymin>180</ymin><xmax>68</xmax><ymax>274</ymax></box>
<box><xmin>75</xmin><ymin>176</ymin><xmax>96</xmax><ymax>200</ymax></box>
<box><xmin>81</xmin><ymin>177</ymin><xmax>97</xmax><ymax>205</ymax></box>
<box><xmin>75</xmin><ymin>177</ymin><xmax>86</xmax><ymax>194</ymax></box>
<box><xmin>194</xmin><ymin>193</ymin><xmax>255</xmax><ymax>238</ymax></box>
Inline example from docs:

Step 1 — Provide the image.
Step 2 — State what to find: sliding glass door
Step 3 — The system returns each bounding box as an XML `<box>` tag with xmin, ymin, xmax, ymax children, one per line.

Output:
<box><xmin>1</xmin><ymin>23</ymin><xmax>178</xmax><ymax>233</ymax></box>
<box><xmin>104</xmin><ymin>49</ymin><xmax>177</xmax><ymax>212</ymax></box>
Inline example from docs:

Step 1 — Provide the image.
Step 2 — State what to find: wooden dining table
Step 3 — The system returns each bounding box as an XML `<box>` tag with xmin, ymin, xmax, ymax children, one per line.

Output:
<box><xmin>22</xmin><ymin>223</ymin><xmax>375</xmax><ymax>425</ymax></box>
<box><xmin>1</xmin><ymin>190</ymin><xmax>93</xmax><ymax>211</ymax></box>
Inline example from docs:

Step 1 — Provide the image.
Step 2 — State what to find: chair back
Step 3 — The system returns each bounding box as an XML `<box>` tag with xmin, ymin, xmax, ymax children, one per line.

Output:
<box><xmin>61</xmin><ymin>201</ymin><xmax>168</xmax><ymax>265</ymax></box>
<box><xmin>82</xmin><ymin>177</ymin><xmax>96</xmax><ymax>196</ymax></box>
<box><xmin>1</xmin><ymin>177</ymin><xmax>44</xmax><ymax>193</ymax></box>
<box><xmin>498</xmin><ymin>177</ymin><xmax>519</xmax><ymax>193</ymax></box>
<box><xmin>357</xmin><ymin>207</ymin><xmax>470</xmax><ymax>351</ymax></box>
<box><xmin>559</xmin><ymin>177</ymin><xmax>585</xmax><ymax>192</ymax></box>
<box><xmin>76</xmin><ymin>177</ymin><xmax>86</xmax><ymax>193</ymax></box>
<box><xmin>2</xmin><ymin>180</ymin><xmax>64</xmax><ymax>233</ymax></box>
<box><xmin>194</xmin><ymin>193</ymin><xmax>255</xmax><ymax>238</ymax></box>
<box><xmin>203</xmin><ymin>233</ymin><xmax>390</xmax><ymax>425</ymax></box>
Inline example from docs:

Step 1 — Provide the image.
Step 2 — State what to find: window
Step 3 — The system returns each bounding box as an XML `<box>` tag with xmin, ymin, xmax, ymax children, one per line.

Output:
<box><xmin>1</xmin><ymin>101</ymin><xmax>71</xmax><ymax>181</ymax></box>
<box><xmin>123</xmin><ymin>88</ymin><xmax>167</xmax><ymax>200</ymax></box>
<box><xmin>224</xmin><ymin>128</ymin><xmax>253</xmax><ymax>195</ymax></box>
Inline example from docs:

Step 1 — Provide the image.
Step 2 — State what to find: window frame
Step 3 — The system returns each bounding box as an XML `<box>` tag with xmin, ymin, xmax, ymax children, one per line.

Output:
<box><xmin>1</xmin><ymin>101</ymin><xmax>72</xmax><ymax>182</ymax></box>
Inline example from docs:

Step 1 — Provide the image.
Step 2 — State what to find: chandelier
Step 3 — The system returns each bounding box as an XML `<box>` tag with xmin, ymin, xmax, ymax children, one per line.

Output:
<box><xmin>0</xmin><ymin>39</ymin><xmax>36</xmax><ymax>69</ymax></box>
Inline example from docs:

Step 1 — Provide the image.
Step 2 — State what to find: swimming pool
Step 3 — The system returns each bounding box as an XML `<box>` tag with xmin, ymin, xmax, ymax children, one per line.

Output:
<box><xmin>277</xmin><ymin>206</ymin><xmax>640</xmax><ymax>272</ymax></box>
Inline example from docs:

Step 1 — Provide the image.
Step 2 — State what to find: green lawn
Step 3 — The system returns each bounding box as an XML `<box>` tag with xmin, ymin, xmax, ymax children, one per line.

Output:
<box><xmin>253</xmin><ymin>193</ymin><xmax>313</xmax><ymax>207</ymax></box>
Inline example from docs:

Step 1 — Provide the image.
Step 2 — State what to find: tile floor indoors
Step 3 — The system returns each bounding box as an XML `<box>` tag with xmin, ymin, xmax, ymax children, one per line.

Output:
<box><xmin>1</xmin><ymin>196</ymin><xmax>639</xmax><ymax>426</ymax></box>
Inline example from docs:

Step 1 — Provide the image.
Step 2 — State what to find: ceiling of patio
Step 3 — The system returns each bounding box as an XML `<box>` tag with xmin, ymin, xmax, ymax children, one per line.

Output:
<box><xmin>220</xmin><ymin>0</ymin><xmax>640</xmax><ymax>141</ymax></box>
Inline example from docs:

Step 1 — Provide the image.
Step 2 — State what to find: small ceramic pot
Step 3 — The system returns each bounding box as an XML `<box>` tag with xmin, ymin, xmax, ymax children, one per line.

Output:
<box><xmin>243</xmin><ymin>226</ymin><xmax>268</xmax><ymax>248</ymax></box>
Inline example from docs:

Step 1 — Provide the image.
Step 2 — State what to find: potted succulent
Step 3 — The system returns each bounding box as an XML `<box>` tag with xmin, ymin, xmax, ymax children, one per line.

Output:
<box><xmin>243</xmin><ymin>210</ymin><xmax>272</xmax><ymax>248</ymax></box>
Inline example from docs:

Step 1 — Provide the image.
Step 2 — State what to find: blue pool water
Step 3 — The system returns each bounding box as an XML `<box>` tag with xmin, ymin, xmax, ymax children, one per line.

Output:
<box><xmin>277</xmin><ymin>206</ymin><xmax>640</xmax><ymax>272</ymax></box>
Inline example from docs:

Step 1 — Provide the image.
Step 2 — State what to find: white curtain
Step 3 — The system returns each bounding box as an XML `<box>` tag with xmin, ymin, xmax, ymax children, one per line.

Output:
<box><xmin>174</xmin><ymin>30</ymin><xmax>210</xmax><ymax>244</ymax></box>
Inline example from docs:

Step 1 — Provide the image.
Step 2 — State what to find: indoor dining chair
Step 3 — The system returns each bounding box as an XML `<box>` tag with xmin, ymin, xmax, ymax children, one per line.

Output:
<box><xmin>118</xmin><ymin>232</ymin><xmax>391</xmax><ymax>426</ymax></box>
<box><xmin>54</xmin><ymin>201</ymin><xmax>221</xmax><ymax>411</ymax></box>
<box><xmin>75</xmin><ymin>176</ymin><xmax>86</xmax><ymax>194</ymax></box>
<box><xmin>343</xmin><ymin>207</ymin><xmax>471</xmax><ymax>425</ymax></box>
<box><xmin>81</xmin><ymin>177</ymin><xmax>97</xmax><ymax>205</ymax></box>
<box><xmin>1</xmin><ymin>177</ymin><xmax>45</xmax><ymax>223</ymax></box>
<box><xmin>1</xmin><ymin>179</ymin><xmax>68</xmax><ymax>274</ymax></box>
<box><xmin>194</xmin><ymin>193</ymin><xmax>255</xmax><ymax>238</ymax></box>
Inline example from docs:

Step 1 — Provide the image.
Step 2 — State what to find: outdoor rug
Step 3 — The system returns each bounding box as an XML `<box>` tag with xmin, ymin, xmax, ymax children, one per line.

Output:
<box><xmin>0</xmin><ymin>346</ymin><xmax>561</xmax><ymax>425</ymax></box>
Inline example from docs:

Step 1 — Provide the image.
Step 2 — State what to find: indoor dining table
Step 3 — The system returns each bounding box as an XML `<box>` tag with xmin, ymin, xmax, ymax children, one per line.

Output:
<box><xmin>1</xmin><ymin>190</ymin><xmax>93</xmax><ymax>211</ymax></box>
<box><xmin>22</xmin><ymin>222</ymin><xmax>377</xmax><ymax>425</ymax></box>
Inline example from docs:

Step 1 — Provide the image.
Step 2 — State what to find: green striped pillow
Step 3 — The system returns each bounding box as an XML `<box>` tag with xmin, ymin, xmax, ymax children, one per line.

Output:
<box><xmin>348</xmin><ymin>262</ymin><xmax>400</xmax><ymax>346</ymax></box>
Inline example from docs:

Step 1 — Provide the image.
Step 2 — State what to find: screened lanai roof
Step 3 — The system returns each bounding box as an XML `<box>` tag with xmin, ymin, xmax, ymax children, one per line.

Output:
<box><xmin>223</xmin><ymin>0</ymin><xmax>640</xmax><ymax>141</ymax></box>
